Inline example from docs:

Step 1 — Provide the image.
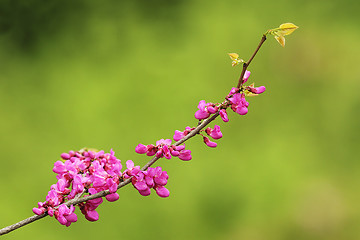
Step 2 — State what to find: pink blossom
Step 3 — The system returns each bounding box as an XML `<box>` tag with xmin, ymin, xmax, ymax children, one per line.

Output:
<box><xmin>138</xmin><ymin>188</ymin><xmax>151</xmax><ymax>196</ymax></box>
<box><xmin>173</xmin><ymin>130</ymin><xmax>185</xmax><ymax>141</ymax></box>
<box><xmin>194</xmin><ymin>101</ymin><xmax>218</xmax><ymax>120</ymax></box>
<box><xmin>248</xmin><ymin>86</ymin><xmax>266</xmax><ymax>94</ymax></box>
<box><xmin>154</xmin><ymin>167</ymin><xmax>168</xmax><ymax>186</ymax></box>
<box><xmin>144</xmin><ymin>168</ymin><xmax>155</xmax><ymax>188</ymax></box>
<box><xmin>195</xmin><ymin>100</ymin><xmax>211</xmax><ymax>119</ymax></box>
<box><xmin>32</xmin><ymin>206</ymin><xmax>45</xmax><ymax>215</ymax></box>
<box><xmin>156</xmin><ymin>139</ymin><xmax>172</xmax><ymax>146</ymax></box>
<box><xmin>207</xmin><ymin>105</ymin><xmax>218</xmax><ymax>114</ymax></box>
<box><xmin>173</xmin><ymin>127</ymin><xmax>194</xmax><ymax>141</ymax></box>
<box><xmin>53</xmin><ymin>161</ymin><xmax>67</xmax><ymax>174</ymax></box>
<box><xmin>175</xmin><ymin>145</ymin><xmax>186</xmax><ymax>151</ymax></box>
<box><xmin>243</xmin><ymin>70</ymin><xmax>251</xmax><ymax>83</ymax></box>
<box><xmin>83</xmin><ymin>209</ymin><xmax>99</xmax><ymax>222</ymax></box>
<box><xmin>228</xmin><ymin>93</ymin><xmax>249</xmax><ymax>115</ymax></box>
<box><xmin>60</xmin><ymin>153</ymin><xmax>71</xmax><ymax>160</ymax></box>
<box><xmin>178</xmin><ymin>149</ymin><xmax>192</xmax><ymax>161</ymax></box>
<box><xmin>227</xmin><ymin>87</ymin><xmax>239</xmax><ymax>97</ymax></box>
<box><xmin>205</xmin><ymin>125</ymin><xmax>223</xmax><ymax>140</ymax></box>
<box><xmin>46</xmin><ymin>190</ymin><xmax>62</xmax><ymax>207</ymax></box>
<box><xmin>219</xmin><ymin>109</ymin><xmax>229</xmax><ymax>122</ymax></box>
<box><xmin>123</xmin><ymin>160</ymin><xmax>140</xmax><ymax>178</ymax></box>
<box><xmin>155</xmin><ymin>186</ymin><xmax>170</xmax><ymax>198</ymax></box>
<box><xmin>55</xmin><ymin>204</ymin><xmax>77</xmax><ymax>227</ymax></box>
<box><xmin>146</xmin><ymin>144</ymin><xmax>157</xmax><ymax>156</ymax></box>
<box><xmin>105</xmin><ymin>193</ymin><xmax>119</xmax><ymax>202</ymax></box>
<box><xmin>203</xmin><ymin>136</ymin><xmax>217</xmax><ymax>148</ymax></box>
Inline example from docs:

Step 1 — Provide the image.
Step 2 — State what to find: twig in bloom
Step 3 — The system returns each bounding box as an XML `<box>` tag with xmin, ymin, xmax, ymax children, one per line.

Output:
<box><xmin>0</xmin><ymin>23</ymin><xmax>298</xmax><ymax>236</ymax></box>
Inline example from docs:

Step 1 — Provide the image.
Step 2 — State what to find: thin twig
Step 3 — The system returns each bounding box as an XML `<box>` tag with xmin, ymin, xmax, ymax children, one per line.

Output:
<box><xmin>0</xmin><ymin>213</ymin><xmax>47</xmax><ymax>235</ymax></box>
<box><xmin>237</xmin><ymin>34</ymin><xmax>267</xmax><ymax>88</ymax></box>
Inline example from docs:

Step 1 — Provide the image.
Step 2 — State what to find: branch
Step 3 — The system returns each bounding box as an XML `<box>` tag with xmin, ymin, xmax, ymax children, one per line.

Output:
<box><xmin>0</xmin><ymin>34</ymin><xmax>260</xmax><ymax>234</ymax></box>
<box><xmin>0</xmin><ymin>213</ymin><xmax>47</xmax><ymax>235</ymax></box>
<box><xmin>1</xmin><ymin>28</ymin><xmax>279</xmax><ymax>236</ymax></box>
<box><xmin>237</xmin><ymin>34</ymin><xmax>267</xmax><ymax>89</ymax></box>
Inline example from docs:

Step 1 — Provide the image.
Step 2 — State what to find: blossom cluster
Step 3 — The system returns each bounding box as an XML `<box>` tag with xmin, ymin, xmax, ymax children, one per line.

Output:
<box><xmin>195</xmin><ymin>70</ymin><xmax>265</xmax><ymax>120</ymax></box>
<box><xmin>135</xmin><ymin>139</ymin><xmax>192</xmax><ymax>161</ymax></box>
<box><xmin>123</xmin><ymin>160</ymin><xmax>170</xmax><ymax>197</ymax></box>
<box><xmin>173</xmin><ymin>125</ymin><xmax>223</xmax><ymax>148</ymax></box>
<box><xmin>179</xmin><ymin>70</ymin><xmax>264</xmax><ymax>148</ymax></box>
<box><xmin>33</xmin><ymin>149</ymin><xmax>170</xmax><ymax>227</ymax></box>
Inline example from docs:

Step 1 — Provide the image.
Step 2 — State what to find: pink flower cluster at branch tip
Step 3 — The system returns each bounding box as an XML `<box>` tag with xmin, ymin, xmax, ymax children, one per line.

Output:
<box><xmin>33</xmin><ymin>149</ymin><xmax>170</xmax><ymax>227</ymax></box>
<box><xmin>135</xmin><ymin>139</ymin><xmax>192</xmax><ymax>161</ymax></box>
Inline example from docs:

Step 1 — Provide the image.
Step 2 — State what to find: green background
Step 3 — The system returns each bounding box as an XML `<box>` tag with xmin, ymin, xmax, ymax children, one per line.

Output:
<box><xmin>1</xmin><ymin>0</ymin><xmax>359</xmax><ymax>239</ymax></box>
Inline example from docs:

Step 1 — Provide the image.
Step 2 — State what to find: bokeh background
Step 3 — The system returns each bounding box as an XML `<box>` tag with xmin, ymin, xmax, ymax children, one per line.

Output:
<box><xmin>1</xmin><ymin>0</ymin><xmax>359</xmax><ymax>239</ymax></box>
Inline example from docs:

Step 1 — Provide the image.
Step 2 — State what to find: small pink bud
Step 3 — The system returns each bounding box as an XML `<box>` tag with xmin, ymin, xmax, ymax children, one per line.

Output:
<box><xmin>33</xmin><ymin>207</ymin><xmax>45</xmax><ymax>215</ymax></box>
<box><xmin>175</xmin><ymin>145</ymin><xmax>186</xmax><ymax>151</ymax></box>
<box><xmin>155</xmin><ymin>186</ymin><xmax>170</xmax><ymax>198</ymax></box>
<box><xmin>203</xmin><ymin>136</ymin><xmax>217</xmax><ymax>148</ymax></box>
<box><xmin>248</xmin><ymin>86</ymin><xmax>266</xmax><ymax>94</ymax></box>
<box><xmin>254</xmin><ymin>86</ymin><xmax>266</xmax><ymax>94</ymax></box>
<box><xmin>65</xmin><ymin>213</ymin><xmax>78</xmax><ymax>223</ymax></box>
<box><xmin>146</xmin><ymin>145</ymin><xmax>157</xmax><ymax>156</ymax></box>
<box><xmin>85</xmin><ymin>210</ymin><xmax>99</xmax><ymax>222</ymax></box>
<box><xmin>219</xmin><ymin>109</ymin><xmax>229</xmax><ymax>122</ymax></box>
<box><xmin>243</xmin><ymin>70</ymin><xmax>251</xmax><ymax>83</ymax></box>
<box><xmin>139</xmin><ymin>188</ymin><xmax>151</xmax><ymax>196</ymax></box>
<box><xmin>105</xmin><ymin>193</ymin><xmax>119</xmax><ymax>202</ymax></box>
<box><xmin>156</xmin><ymin>148</ymin><xmax>163</xmax><ymax>158</ymax></box>
<box><xmin>134</xmin><ymin>181</ymin><xmax>148</xmax><ymax>191</ymax></box>
<box><xmin>236</xmin><ymin>106</ymin><xmax>248</xmax><ymax>115</ymax></box>
<box><xmin>48</xmin><ymin>208</ymin><xmax>54</xmax><ymax>217</ymax></box>
<box><xmin>170</xmin><ymin>150</ymin><xmax>180</xmax><ymax>156</ymax></box>
<box><xmin>60</xmin><ymin>153</ymin><xmax>70</xmax><ymax>160</ymax></box>
<box><xmin>207</xmin><ymin>106</ymin><xmax>218</xmax><ymax>114</ymax></box>
<box><xmin>135</xmin><ymin>144</ymin><xmax>148</xmax><ymax>154</ymax></box>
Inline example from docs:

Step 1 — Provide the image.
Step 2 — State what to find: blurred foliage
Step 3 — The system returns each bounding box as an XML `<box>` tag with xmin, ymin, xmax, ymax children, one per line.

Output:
<box><xmin>1</xmin><ymin>0</ymin><xmax>360</xmax><ymax>239</ymax></box>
